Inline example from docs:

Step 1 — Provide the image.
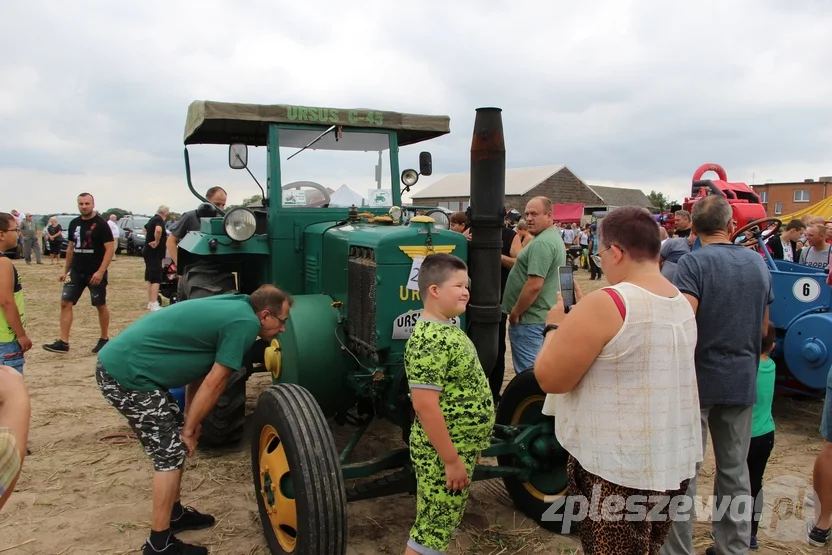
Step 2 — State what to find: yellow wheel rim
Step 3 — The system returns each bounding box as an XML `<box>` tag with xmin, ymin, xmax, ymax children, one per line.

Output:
<box><xmin>259</xmin><ymin>424</ymin><xmax>297</xmax><ymax>552</ymax></box>
<box><xmin>512</xmin><ymin>395</ymin><xmax>567</xmax><ymax>502</ymax></box>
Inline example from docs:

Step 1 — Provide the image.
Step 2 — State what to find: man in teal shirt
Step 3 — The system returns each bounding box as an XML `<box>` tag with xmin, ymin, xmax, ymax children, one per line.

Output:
<box><xmin>95</xmin><ymin>285</ymin><xmax>292</xmax><ymax>555</ymax></box>
<box><xmin>501</xmin><ymin>196</ymin><xmax>566</xmax><ymax>373</ymax></box>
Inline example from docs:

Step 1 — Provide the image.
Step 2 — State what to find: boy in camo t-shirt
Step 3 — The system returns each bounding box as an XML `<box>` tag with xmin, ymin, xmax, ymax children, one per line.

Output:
<box><xmin>403</xmin><ymin>253</ymin><xmax>495</xmax><ymax>555</ymax></box>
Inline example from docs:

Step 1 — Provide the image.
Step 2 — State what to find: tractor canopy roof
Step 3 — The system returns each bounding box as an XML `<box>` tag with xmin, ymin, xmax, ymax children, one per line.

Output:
<box><xmin>184</xmin><ymin>100</ymin><xmax>451</xmax><ymax>147</ymax></box>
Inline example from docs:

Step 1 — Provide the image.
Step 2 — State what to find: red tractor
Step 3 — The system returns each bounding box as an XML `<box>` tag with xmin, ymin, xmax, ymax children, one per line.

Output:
<box><xmin>684</xmin><ymin>163</ymin><xmax>766</xmax><ymax>229</ymax></box>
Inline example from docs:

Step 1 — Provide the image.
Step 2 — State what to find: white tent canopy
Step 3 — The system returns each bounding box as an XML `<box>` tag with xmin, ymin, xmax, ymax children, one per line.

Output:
<box><xmin>329</xmin><ymin>184</ymin><xmax>366</xmax><ymax>207</ymax></box>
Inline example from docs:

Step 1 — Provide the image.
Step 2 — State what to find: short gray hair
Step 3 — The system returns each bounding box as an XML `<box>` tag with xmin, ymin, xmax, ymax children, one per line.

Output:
<box><xmin>157</xmin><ymin>205</ymin><xmax>170</xmax><ymax>214</ymax></box>
<box><xmin>691</xmin><ymin>195</ymin><xmax>733</xmax><ymax>236</ymax></box>
<box><xmin>675</xmin><ymin>210</ymin><xmax>691</xmax><ymax>222</ymax></box>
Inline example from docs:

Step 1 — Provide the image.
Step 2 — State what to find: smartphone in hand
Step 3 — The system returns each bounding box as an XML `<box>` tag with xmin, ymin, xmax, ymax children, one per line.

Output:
<box><xmin>558</xmin><ymin>265</ymin><xmax>576</xmax><ymax>313</ymax></box>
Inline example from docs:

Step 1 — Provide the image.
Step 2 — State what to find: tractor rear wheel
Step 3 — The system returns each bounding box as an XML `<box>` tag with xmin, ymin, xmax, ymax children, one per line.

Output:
<box><xmin>251</xmin><ymin>384</ymin><xmax>347</xmax><ymax>555</ymax></box>
<box><xmin>496</xmin><ymin>369</ymin><xmax>571</xmax><ymax>534</ymax></box>
<box><xmin>181</xmin><ymin>262</ymin><xmax>244</xmax><ymax>450</ymax></box>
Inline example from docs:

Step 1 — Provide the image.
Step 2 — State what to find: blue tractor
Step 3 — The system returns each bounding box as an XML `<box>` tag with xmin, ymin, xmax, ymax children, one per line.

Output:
<box><xmin>730</xmin><ymin>217</ymin><xmax>831</xmax><ymax>396</ymax></box>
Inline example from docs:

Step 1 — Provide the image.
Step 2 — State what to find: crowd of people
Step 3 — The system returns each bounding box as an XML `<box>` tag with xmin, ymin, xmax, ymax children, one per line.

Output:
<box><xmin>2</xmin><ymin>190</ymin><xmax>832</xmax><ymax>554</ymax></box>
<box><xmin>0</xmin><ymin>187</ymin><xmax>246</xmax><ymax>555</ymax></box>
<box><xmin>659</xmin><ymin>209</ymin><xmax>832</xmax><ymax>282</ymax></box>
<box><xmin>440</xmin><ymin>196</ymin><xmax>832</xmax><ymax>554</ymax></box>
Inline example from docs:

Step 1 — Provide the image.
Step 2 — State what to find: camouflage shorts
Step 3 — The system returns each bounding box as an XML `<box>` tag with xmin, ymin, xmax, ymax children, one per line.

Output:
<box><xmin>408</xmin><ymin>432</ymin><xmax>479</xmax><ymax>554</ymax></box>
<box><xmin>95</xmin><ymin>361</ymin><xmax>186</xmax><ymax>472</ymax></box>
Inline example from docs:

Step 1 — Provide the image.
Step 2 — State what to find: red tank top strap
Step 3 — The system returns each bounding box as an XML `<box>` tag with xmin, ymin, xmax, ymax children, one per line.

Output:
<box><xmin>603</xmin><ymin>287</ymin><xmax>626</xmax><ymax>320</ymax></box>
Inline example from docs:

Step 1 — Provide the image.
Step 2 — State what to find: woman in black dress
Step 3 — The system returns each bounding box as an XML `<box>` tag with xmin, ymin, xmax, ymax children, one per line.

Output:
<box><xmin>45</xmin><ymin>216</ymin><xmax>63</xmax><ymax>265</ymax></box>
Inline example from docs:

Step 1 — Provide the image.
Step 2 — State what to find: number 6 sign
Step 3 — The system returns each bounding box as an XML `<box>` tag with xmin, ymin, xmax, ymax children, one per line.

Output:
<box><xmin>793</xmin><ymin>277</ymin><xmax>821</xmax><ymax>303</ymax></box>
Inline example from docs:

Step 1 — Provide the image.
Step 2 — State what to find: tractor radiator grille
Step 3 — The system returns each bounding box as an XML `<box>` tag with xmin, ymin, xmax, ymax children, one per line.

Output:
<box><xmin>348</xmin><ymin>247</ymin><xmax>377</xmax><ymax>354</ymax></box>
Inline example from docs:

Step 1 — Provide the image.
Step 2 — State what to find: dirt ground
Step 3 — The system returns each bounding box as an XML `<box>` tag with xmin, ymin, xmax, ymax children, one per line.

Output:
<box><xmin>1</xmin><ymin>256</ymin><xmax>829</xmax><ymax>554</ymax></box>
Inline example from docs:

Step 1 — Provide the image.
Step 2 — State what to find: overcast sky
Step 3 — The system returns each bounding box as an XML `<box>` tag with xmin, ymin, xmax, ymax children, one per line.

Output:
<box><xmin>3</xmin><ymin>0</ymin><xmax>831</xmax><ymax>217</ymax></box>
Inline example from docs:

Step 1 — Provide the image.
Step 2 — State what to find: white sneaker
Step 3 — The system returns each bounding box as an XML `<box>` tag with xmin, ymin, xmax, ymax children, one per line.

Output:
<box><xmin>148</xmin><ymin>301</ymin><xmax>162</xmax><ymax>312</ymax></box>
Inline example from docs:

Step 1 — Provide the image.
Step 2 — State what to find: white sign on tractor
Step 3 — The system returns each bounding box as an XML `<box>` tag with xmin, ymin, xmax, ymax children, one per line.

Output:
<box><xmin>793</xmin><ymin>277</ymin><xmax>821</xmax><ymax>303</ymax></box>
<box><xmin>392</xmin><ymin>309</ymin><xmax>461</xmax><ymax>340</ymax></box>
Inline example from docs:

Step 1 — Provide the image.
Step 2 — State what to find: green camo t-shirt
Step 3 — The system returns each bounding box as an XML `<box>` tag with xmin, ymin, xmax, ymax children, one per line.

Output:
<box><xmin>98</xmin><ymin>294</ymin><xmax>261</xmax><ymax>391</ymax></box>
<box><xmin>501</xmin><ymin>226</ymin><xmax>567</xmax><ymax>325</ymax></box>
<box><xmin>404</xmin><ymin>319</ymin><xmax>495</xmax><ymax>452</ymax></box>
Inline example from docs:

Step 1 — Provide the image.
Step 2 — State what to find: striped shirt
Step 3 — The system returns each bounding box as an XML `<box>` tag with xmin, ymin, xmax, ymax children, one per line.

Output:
<box><xmin>0</xmin><ymin>427</ymin><xmax>21</xmax><ymax>497</ymax></box>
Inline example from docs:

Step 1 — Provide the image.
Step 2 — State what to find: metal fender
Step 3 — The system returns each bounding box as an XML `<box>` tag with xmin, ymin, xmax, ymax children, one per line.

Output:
<box><xmin>783</xmin><ymin>312</ymin><xmax>832</xmax><ymax>390</ymax></box>
<box><xmin>270</xmin><ymin>294</ymin><xmax>359</xmax><ymax>416</ymax></box>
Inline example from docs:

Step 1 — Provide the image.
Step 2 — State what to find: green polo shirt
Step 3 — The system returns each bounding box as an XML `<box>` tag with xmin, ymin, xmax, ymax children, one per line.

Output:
<box><xmin>501</xmin><ymin>226</ymin><xmax>566</xmax><ymax>325</ymax></box>
<box><xmin>97</xmin><ymin>294</ymin><xmax>261</xmax><ymax>391</ymax></box>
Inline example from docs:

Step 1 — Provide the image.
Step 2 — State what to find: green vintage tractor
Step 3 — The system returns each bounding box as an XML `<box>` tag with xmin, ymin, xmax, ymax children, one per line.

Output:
<box><xmin>176</xmin><ymin>101</ymin><xmax>569</xmax><ymax>554</ymax></box>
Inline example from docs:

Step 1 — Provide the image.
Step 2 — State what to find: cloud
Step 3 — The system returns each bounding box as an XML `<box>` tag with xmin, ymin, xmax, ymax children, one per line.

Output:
<box><xmin>2</xmin><ymin>0</ymin><xmax>831</xmax><ymax>216</ymax></box>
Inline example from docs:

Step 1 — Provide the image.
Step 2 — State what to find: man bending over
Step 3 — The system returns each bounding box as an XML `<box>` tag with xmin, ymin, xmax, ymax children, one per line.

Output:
<box><xmin>95</xmin><ymin>284</ymin><xmax>291</xmax><ymax>555</ymax></box>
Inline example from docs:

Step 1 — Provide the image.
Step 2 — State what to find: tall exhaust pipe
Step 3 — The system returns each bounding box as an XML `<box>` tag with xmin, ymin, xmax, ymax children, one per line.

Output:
<box><xmin>467</xmin><ymin>107</ymin><xmax>506</xmax><ymax>379</ymax></box>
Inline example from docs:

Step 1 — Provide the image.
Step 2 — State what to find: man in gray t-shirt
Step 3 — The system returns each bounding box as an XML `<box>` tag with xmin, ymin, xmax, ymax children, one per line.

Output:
<box><xmin>165</xmin><ymin>187</ymin><xmax>227</xmax><ymax>267</ymax></box>
<box><xmin>798</xmin><ymin>224</ymin><xmax>832</xmax><ymax>272</ymax></box>
<box><xmin>660</xmin><ymin>195</ymin><xmax>773</xmax><ymax>555</ymax></box>
<box><xmin>673</xmin><ymin>243</ymin><xmax>773</xmax><ymax>406</ymax></box>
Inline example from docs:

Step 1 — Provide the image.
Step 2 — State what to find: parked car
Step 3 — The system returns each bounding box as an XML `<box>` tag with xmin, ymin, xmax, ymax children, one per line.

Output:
<box><xmin>42</xmin><ymin>214</ymin><xmax>79</xmax><ymax>258</ymax></box>
<box><xmin>117</xmin><ymin>215</ymin><xmax>150</xmax><ymax>255</ymax></box>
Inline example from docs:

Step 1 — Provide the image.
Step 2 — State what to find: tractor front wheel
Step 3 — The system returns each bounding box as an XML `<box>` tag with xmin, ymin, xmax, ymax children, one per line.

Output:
<box><xmin>251</xmin><ymin>384</ymin><xmax>347</xmax><ymax>555</ymax></box>
<box><xmin>496</xmin><ymin>369</ymin><xmax>571</xmax><ymax>534</ymax></box>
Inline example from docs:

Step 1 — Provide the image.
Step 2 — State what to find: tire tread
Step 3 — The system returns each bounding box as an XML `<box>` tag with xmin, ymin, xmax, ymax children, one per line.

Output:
<box><xmin>252</xmin><ymin>384</ymin><xmax>347</xmax><ymax>555</ymax></box>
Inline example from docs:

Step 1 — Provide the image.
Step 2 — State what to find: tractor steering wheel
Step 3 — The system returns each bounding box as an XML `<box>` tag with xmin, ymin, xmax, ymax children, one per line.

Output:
<box><xmin>730</xmin><ymin>217</ymin><xmax>782</xmax><ymax>248</ymax></box>
<box><xmin>282</xmin><ymin>181</ymin><xmax>332</xmax><ymax>207</ymax></box>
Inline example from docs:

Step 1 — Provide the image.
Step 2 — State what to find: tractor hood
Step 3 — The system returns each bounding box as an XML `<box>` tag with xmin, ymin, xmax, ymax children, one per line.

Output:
<box><xmin>302</xmin><ymin>217</ymin><xmax>469</xmax><ymax>356</ymax></box>
<box><xmin>325</xmin><ymin>219</ymin><xmax>467</xmax><ymax>262</ymax></box>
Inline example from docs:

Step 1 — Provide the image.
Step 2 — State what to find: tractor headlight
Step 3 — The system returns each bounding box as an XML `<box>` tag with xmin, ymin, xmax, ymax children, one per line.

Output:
<box><xmin>426</xmin><ymin>209</ymin><xmax>450</xmax><ymax>230</ymax></box>
<box><xmin>389</xmin><ymin>206</ymin><xmax>402</xmax><ymax>221</ymax></box>
<box><xmin>223</xmin><ymin>208</ymin><xmax>257</xmax><ymax>241</ymax></box>
<box><xmin>401</xmin><ymin>169</ymin><xmax>419</xmax><ymax>187</ymax></box>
